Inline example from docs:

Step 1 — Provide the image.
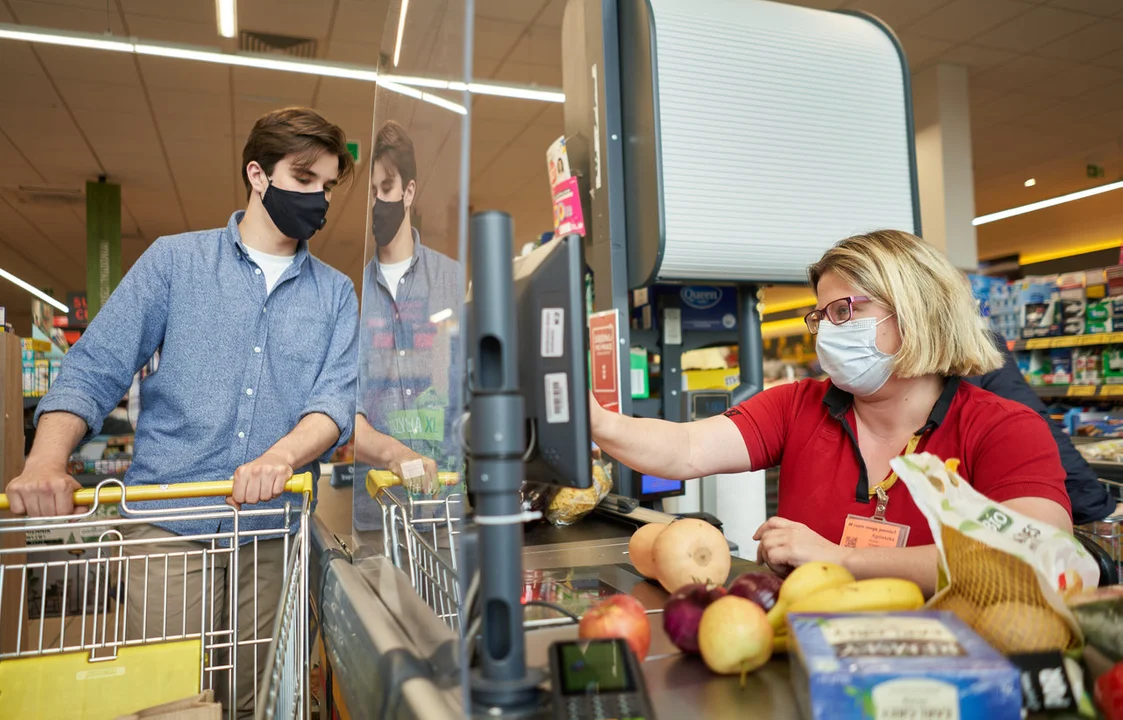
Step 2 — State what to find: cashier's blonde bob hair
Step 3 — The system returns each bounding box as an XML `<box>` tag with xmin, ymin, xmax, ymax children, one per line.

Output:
<box><xmin>807</xmin><ymin>230</ymin><xmax>1003</xmax><ymax>378</ymax></box>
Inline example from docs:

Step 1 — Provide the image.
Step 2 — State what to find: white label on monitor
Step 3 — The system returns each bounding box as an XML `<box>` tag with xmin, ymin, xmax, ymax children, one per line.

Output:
<box><xmin>544</xmin><ymin>372</ymin><xmax>570</xmax><ymax>424</ymax></box>
<box><xmin>631</xmin><ymin>368</ymin><xmax>645</xmax><ymax>393</ymax></box>
<box><xmin>541</xmin><ymin>308</ymin><xmax>565</xmax><ymax>358</ymax></box>
<box><xmin>664</xmin><ymin>308</ymin><xmax>683</xmax><ymax>345</ymax></box>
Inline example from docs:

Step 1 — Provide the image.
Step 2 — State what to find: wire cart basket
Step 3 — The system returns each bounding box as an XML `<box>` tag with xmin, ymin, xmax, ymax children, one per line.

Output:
<box><xmin>0</xmin><ymin>474</ymin><xmax>313</xmax><ymax>720</ymax></box>
<box><xmin>366</xmin><ymin>470</ymin><xmax>464</xmax><ymax>633</ymax></box>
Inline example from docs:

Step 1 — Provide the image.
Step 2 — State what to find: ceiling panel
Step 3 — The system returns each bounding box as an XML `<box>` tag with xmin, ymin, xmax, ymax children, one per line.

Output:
<box><xmin>537</xmin><ymin>0</ymin><xmax>566</xmax><ymax>28</ymax></box>
<box><xmin>118</xmin><ymin>0</ymin><xmax>215</xmax><ymax>24</ymax></box>
<box><xmin>840</xmin><ymin>0</ymin><xmax>953</xmax><ymax>32</ymax></box>
<box><xmin>1038</xmin><ymin>18</ymin><xmax>1123</xmax><ymax>61</ymax></box>
<box><xmin>233</xmin><ymin>68</ymin><xmax>318</xmax><ymax>105</ymax></box>
<box><xmin>1025</xmin><ymin>63</ymin><xmax>1123</xmax><ymax>100</ymax></box>
<box><xmin>1097</xmin><ymin>46</ymin><xmax>1123</xmax><ymax>69</ymax></box>
<box><xmin>906</xmin><ymin>0</ymin><xmax>1032</xmax><ymax>43</ymax></box>
<box><xmin>973</xmin><ymin>5</ymin><xmax>1099</xmax><ymax>51</ymax></box>
<box><xmin>122</xmin><ymin>14</ymin><xmax>223</xmax><ymax>46</ymax></box>
<box><xmin>477</xmin><ymin>0</ymin><xmax>550</xmax><ymax>25</ymax></box>
<box><xmin>0</xmin><ymin>40</ymin><xmax>47</xmax><ymax>75</ymax></box>
<box><xmin>33</xmin><ymin>45</ymin><xmax>139</xmax><ymax>84</ymax></box>
<box><xmin>898</xmin><ymin>33</ymin><xmax>955</xmax><ymax>68</ymax></box>
<box><xmin>7</xmin><ymin>0</ymin><xmax>128</xmax><ymax>33</ymax></box>
<box><xmin>237</xmin><ymin>0</ymin><xmax>335</xmax><ymax>40</ymax></box>
<box><xmin>136</xmin><ymin>56</ymin><xmax>230</xmax><ymax>94</ymax></box>
<box><xmin>54</xmin><ymin>80</ymin><xmax>148</xmax><ymax>112</ymax></box>
<box><xmin>474</xmin><ymin>17</ymin><xmax>526</xmax><ymax>61</ymax></box>
<box><xmin>1</xmin><ymin>198</ymin><xmax>87</xmax><ymax>273</ymax></box>
<box><xmin>313</xmin><ymin>77</ymin><xmax>377</xmax><ymax>110</ymax></box>
<box><xmin>322</xmin><ymin>40</ymin><xmax>382</xmax><ymax>66</ymax></box>
<box><xmin>935</xmin><ymin>43</ymin><xmax>1020</xmax><ymax>70</ymax></box>
<box><xmin>329</xmin><ymin>0</ymin><xmax>391</xmax><ymax>44</ymax></box>
<box><xmin>971</xmin><ymin>53</ymin><xmax>1071</xmax><ymax>91</ymax></box>
<box><xmin>148</xmin><ymin>88</ymin><xmax>233</xmax><ymax>142</ymax></box>
<box><xmin>1046</xmin><ymin>0</ymin><xmax>1123</xmax><ymax>16</ymax></box>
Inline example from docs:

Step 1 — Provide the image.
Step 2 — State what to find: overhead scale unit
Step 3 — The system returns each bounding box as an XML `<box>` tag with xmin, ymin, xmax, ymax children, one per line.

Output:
<box><xmin>561</xmin><ymin>0</ymin><xmax>919</xmax><ymax>494</ymax></box>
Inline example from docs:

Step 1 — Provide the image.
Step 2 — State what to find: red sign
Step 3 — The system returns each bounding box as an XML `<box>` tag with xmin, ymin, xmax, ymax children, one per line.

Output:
<box><xmin>589</xmin><ymin>310</ymin><xmax>621</xmax><ymax>413</ymax></box>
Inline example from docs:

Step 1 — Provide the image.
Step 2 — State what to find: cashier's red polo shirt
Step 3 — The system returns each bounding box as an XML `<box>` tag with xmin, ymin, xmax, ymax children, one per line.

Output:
<box><xmin>723</xmin><ymin>378</ymin><xmax>1072</xmax><ymax>547</ymax></box>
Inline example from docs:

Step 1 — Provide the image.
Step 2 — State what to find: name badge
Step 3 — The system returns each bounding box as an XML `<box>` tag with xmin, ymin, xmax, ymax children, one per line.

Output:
<box><xmin>840</xmin><ymin>485</ymin><xmax>910</xmax><ymax>549</ymax></box>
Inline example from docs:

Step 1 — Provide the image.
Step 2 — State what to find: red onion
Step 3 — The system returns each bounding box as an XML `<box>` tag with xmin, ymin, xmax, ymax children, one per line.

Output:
<box><xmin>728</xmin><ymin>571</ymin><xmax>783</xmax><ymax>612</ymax></box>
<box><xmin>663</xmin><ymin>583</ymin><xmax>728</xmax><ymax>654</ymax></box>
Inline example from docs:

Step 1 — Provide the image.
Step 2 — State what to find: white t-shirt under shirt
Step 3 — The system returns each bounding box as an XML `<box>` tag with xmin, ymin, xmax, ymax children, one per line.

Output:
<box><xmin>245</xmin><ymin>246</ymin><xmax>295</xmax><ymax>295</ymax></box>
<box><xmin>380</xmin><ymin>258</ymin><xmax>412</xmax><ymax>301</ymax></box>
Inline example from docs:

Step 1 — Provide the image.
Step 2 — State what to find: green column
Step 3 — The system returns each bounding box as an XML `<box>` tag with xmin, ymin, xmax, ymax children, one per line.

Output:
<box><xmin>86</xmin><ymin>180</ymin><xmax>121</xmax><ymax>320</ymax></box>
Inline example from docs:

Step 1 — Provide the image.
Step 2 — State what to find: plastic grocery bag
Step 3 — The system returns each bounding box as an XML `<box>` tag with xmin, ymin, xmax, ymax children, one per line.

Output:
<box><xmin>890</xmin><ymin>452</ymin><xmax>1099</xmax><ymax>655</ymax></box>
<box><xmin>544</xmin><ymin>457</ymin><xmax>614</xmax><ymax>526</ymax></box>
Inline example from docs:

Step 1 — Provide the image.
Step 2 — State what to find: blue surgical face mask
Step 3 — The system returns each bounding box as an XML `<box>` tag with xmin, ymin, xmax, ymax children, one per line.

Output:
<box><xmin>816</xmin><ymin>315</ymin><xmax>897</xmax><ymax>397</ymax></box>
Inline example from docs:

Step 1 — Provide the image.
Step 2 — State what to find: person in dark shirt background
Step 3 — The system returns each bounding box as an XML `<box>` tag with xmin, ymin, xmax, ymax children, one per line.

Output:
<box><xmin>969</xmin><ymin>333</ymin><xmax>1121</xmax><ymax>525</ymax></box>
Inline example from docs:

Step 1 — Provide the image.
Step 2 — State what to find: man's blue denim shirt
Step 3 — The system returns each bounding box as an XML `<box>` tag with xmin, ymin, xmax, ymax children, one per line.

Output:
<box><xmin>35</xmin><ymin>211</ymin><xmax>358</xmax><ymax>538</ymax></box>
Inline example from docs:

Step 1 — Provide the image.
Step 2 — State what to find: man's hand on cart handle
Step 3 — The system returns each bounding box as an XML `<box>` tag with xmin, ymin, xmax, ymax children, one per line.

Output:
<box><xmin>387</xmin><ymin>447</ymin><xmax>439</xmax><ymax>494</ymax></box>
<box><xmin>367</xmin><ymin>469</ymin><xmax>462</xmax><ymax>493</ymax></box>
<box><xmin>5</xmin><ymin>460</ymin><xmax>84</xmax><ymax>517</ymax></box>
<box><xmin>229</xmin><ymin>451</ymin><xmax>293</xmax><ymax>509</ymax></box>
<box><xmin>0</xmin><ymin>474</ymin><xmax>316</xmax><ymax>513</ymax></box>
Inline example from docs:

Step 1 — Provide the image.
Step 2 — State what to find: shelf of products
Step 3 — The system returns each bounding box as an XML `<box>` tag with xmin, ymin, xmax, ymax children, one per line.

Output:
<box><xmin>1009</xmin><ymin>332</ymin><xmax>1123</xmax><ymax>352</ymax></box>
<box><xmin>1032</xmin><ymin>385</ymin><xmax>1123</xmax><ymax>399</ymax></box>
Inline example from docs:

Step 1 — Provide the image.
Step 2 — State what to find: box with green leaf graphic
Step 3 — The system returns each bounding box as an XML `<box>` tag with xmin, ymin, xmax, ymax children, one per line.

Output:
<box><xmin>789</xmin><ymin>611</ymin><xmax>1021</xmax><ymax>719</ymax></box>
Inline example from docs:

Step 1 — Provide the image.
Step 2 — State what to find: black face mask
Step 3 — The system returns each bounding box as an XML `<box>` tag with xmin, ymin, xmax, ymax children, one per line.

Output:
<box><xmin>261</xmin><ymin>180</ymin><xmax>329</xmax><ymax>242</ymax></box>
<box><xmin>371</xmin><ymin>197</ymin><xmax>406</xmax><ymax>248</ymax></box>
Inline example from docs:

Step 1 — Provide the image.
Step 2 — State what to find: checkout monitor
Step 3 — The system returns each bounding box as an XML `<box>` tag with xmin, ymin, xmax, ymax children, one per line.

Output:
<box><xmin>508</xmin><ymin>233</ymin><xmax>592</xmax><ymax>490</ymax></box>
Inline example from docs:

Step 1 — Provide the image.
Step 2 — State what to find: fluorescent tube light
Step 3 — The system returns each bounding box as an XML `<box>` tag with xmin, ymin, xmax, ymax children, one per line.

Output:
<box><xmin>379</xmin><ymin>79</ymin><xmax>467</xmax><ymax>115</ymax></box>
<box><xmin>0</xmin><ymin>268</ymin><xmax>69</xmax><ymax>313</ymax></box>
<box><xmin>216</xmin><ymin>0</ymin><xmax>237</xmax><ymax>39</ymax></box>
<box><xmin>974</xmin><ymin>180</ymin><xmax>1123</xmax><ymax>226</ymax></box>
<box><xmin>393</xmin><ymin>0</ymin><xmax>409</xmax><ymax>67</ymax></box>
<box><xmin>429</xmin><ymin>308</ymin><xmax>454</xmax><ymax>323</ymax></box>
<box><xmin>0</xmin><ymin>25</ymin><xmax>132</xmax><ymax>52</ymax></box>
<box><xmin>0</xmin><ymin>23</ymin><xmax>564</xmax><ymax>105</ymax></box>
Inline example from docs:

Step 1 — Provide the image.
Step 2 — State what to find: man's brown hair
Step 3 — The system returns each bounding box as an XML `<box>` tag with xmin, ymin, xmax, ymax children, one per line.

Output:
<box><xmin>373</xmin><ymin>120</ymin><xmax>417</xmax><ymax>188</ymax></box>
<box><xmin>241</xmin><ymin>107</ymin><xmax>354</xmax><ymax>198</ymax></box>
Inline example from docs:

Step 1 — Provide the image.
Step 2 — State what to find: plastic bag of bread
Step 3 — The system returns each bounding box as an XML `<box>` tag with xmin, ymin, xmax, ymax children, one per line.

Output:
<box><xmin>890</xmin><ymin>452</ymin><xmax>1099</xmax><ymax>655</ymax></box>
<box><xmin>544</xmin><ymin>457</ymin><xmax>613</xmax><ymax>526</ymax></box>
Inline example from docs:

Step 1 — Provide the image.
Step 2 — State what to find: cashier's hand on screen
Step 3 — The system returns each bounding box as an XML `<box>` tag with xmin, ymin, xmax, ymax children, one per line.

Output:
<box><xmin>388</xmin><ymin>447</ymin><xmax>438</xmax><ymax>495</ymax></box>
<box><xmin>6</xmin><ymin>463</ymin><xmax>83</xmax><ymax>517</ymax></box>
<box><xmin>229</xmin><ymin>452</ymin><xmax>293</xmax><ymax>508</ymax></box>
<box><xmin>754</xmin><ymin>517</ymin><xmax>847</xmax><ymax>577</ymax></box>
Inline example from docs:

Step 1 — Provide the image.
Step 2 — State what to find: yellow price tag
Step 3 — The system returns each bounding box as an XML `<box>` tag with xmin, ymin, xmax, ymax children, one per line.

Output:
<box><xmin>1101</xmin><ymin>385</ymin><xmax>1123</xmax><ymax>397</ymax></box>
<box><xmin>1067</xmin><ymin>385</ymin><xmax>1098</xmax><ymax>397</ymax></box>
<box><xmin>1025</xmin><ymin>338</ymin><xmax>1050</xmax><ymax>350</ymax></box>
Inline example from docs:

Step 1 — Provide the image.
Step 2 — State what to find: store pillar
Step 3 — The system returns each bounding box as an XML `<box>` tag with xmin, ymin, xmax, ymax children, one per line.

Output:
<box><xmin>913</xmin><ymin>63</ymin><xmax>978</xmax><ymax>270</ymax></box>
<box><xmin>86</xmin><ymin>179</ymin><xmax>122</xmax><ymax>319</ymax></box>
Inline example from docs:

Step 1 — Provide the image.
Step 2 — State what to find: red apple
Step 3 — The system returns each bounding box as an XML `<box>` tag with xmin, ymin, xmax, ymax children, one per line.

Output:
<box><xmin>578</xmin><ymin>594</ymin><xmax>651</xmax><ymax>661</ymax></box>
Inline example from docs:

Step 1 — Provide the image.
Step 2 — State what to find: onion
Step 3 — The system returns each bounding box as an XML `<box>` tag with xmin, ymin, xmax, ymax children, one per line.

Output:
<box><xmin>628</xmin><ymin>523</ymin><xmax>667</xmax><ymax>579</ymax></box>
<box><xmin>728</xmin><ymin>571</ymin><xmax>783</xmax><ymax>612</ymax></box>
<box><xmin>663</xmin><ymin>583</ymin><xmax>728</xmax><ymax>654</ymax></box>
<box><xmin>652</xmin><ymin>518</ymin><xmax>732</xmax><ymax>593</ymax></box>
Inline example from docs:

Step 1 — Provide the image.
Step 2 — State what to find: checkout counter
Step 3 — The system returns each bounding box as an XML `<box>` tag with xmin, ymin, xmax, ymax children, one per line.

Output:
<box><xmin>310</xmin><ymin>482</ymin><xmax>803</xmax><ymax>720</ymax></box>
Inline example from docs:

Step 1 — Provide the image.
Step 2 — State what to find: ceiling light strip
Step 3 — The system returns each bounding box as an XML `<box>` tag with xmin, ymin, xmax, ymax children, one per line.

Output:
<box><xmin>0</xmin><ymin>268</ymin><xmax>69</xmax><ymax>313</ymax></box>
<box><xmin>215</xmin><ymin>0</ymin><xmax>237</xmax><ymax>40</ymax></box>
<box><xmin>974</xmin><ymin>180</ymin><xmax>1123</xmax><ymax>226</ymax></box>
<box><xmin>378</xmin><ymin>79</ymin><xmax>466</xmax><ymax>115</ymax></box>
<box><xmin>0</xmin><ymin>23</ymin><xmax>564</xmax><ymax>104</ymax></box>
<box><xmin>393</xmin><ymin>0</ymin><xmax>409</xmax><ymax>67</ymax></box>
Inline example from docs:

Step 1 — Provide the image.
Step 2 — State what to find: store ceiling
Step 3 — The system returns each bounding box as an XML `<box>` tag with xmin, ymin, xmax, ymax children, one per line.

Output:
<box><xmin>1</xmin><ymin>0</ymin><xmax>1122</xmax><ymax>322</ymax></box>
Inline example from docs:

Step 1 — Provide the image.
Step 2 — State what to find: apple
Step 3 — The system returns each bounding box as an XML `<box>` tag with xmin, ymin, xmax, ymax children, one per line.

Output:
<box><xmin>578</xmin><ymin>594</ymin><xmax>651</xmax><ymax>661</ymax></box>
<box><xmin>698</xmin><ymin>596</ymin><xmax>773</xmax><ymax>684</ymax></box>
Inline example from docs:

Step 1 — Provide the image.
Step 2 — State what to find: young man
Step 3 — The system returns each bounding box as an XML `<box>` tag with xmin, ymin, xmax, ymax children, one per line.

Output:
<box><xmin>7</xmin><ymin>107</ymin><xmax>359</xmax><ymax>715</ymax></box>
<box><xmin>353</xmin><ymin>120</ymin><xmax>463</xmax><ymax>531</ymax></box>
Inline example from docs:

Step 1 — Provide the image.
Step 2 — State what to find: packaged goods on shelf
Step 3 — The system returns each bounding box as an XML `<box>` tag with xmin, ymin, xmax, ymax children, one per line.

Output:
<box><xmin>1104</xmin><ymin>348</ymin><xmax>1123</xmax><ymax>384</ymax></box>
<box><xmin>1074</xmin><ymin>347</ymin><xmax>1102</xmax><ymax>385</ymax></box>
<box><xmin>1066</xmin><ymin>411</ymin><xmax>1123</xmax><ymax>438</ymax></box>
<box><xmin>631</xmin><ymin>285</ymin><xmax>738</xmax><ymax>332</ymax></box>
<box><xmin>789</xmin><ymin>611</ymin><xmax>1022</xmax><ymax>720</ymax></box>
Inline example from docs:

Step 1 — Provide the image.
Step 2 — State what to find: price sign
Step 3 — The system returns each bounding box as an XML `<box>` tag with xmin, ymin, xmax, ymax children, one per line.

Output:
<box><xmin>1025</xmin><ymin>339</ymin><xmax>1050</xmax><ymax>350</ymax></box>
<box><xmin>1101</xmin><ymin>385</ymin><xmax>1123</xmax><ymax>397</ymax></box>
<box><xmin>1067</xmin><ymin>386</ymin><xmax>1097</xmax><ymax>397</ymax></box>
<box><xmin>67</xmin><ymin>292</ymin><xmax>89</xmax><ymax>327</ymax></box>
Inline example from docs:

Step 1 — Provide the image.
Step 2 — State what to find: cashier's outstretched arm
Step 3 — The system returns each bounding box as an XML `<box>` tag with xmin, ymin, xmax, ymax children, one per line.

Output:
<box><xmin>589</xmin><ymin>395</ymin><xmax>750</xmax><ymax>480</ymax></box>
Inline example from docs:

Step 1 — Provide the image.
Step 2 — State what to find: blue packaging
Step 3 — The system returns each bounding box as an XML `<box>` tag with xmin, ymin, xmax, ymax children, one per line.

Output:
<box><xmin>631</xmin><ymin>285</ymin><xmax>739</xmax><ymax>332</ymax></box>
<box><xmin>789</xmin><ymin>611</ymin><xmax>1021</xmax><ymax>720</ymax></box>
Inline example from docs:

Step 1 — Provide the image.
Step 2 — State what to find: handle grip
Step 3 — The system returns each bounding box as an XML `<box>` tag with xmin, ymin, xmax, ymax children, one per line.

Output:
<box><xmin>0</xmin><ymin>473</ymin><xmax>315</xmax><ymax>512</ymax></box>
<box><xmin>365</xmin><ymin>469</ymin><xmax>462</xmax><ymax>493</ymax></box>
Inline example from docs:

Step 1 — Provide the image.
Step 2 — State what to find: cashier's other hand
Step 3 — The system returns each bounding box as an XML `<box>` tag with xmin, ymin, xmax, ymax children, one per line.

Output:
<box><xmin>229</xmin><ymin>452</ymin><xmax>293</xmax><ymax>508</ymax></box>
<box><xmin>754</xmin><ymin>517</ymin><xmax>848</xmax><ymax>577</ymax></box>
<box><xmin>388</xmin><ymin>447</ymin><xmax>438</xmax><ymax>495</ymax></box>
<box><xmin>6</xmin><ymin>462</ymin><xmax>83</xmax><ymax>517</ymax></box>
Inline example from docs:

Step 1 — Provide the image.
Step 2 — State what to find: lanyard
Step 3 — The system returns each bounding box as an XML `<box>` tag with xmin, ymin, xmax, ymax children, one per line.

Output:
<box><xmin>835</xmin><ymin>377</ymin><xmax>962</xmax><ymax>504</ymax></box>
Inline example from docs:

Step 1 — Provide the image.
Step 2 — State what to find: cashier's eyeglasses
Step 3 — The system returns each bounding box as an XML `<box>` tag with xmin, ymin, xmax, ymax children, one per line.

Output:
<box><xmin>804</xmin><ymin>296</ymin><xmax>871</xmax><ymax>334</ymax></box>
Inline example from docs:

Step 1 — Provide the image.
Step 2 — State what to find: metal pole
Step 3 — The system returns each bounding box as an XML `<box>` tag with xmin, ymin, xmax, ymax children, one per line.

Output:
<box><xmin>467</xmin><ymin>211</ymin><xmax>544</xmax><ymax>710</ymax></box>
<box><xmin>732</xmin><ymin>284</ymin><xmax>764</xmax><ymax>405</ymax></box>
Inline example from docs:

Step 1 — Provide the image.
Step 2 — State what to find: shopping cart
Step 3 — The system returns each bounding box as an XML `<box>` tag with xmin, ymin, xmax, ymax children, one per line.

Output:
<box><xmin>0</xmin><ymin>474</ymin><xmax>313</xmax><ymax>720</ymax></box>
<box><xmin>1076</xmin><ymin>478</ymin><xmax>1123</xmax><ymax>583</ymax></box>
<box><xmin>366</xmin><ymin>470</ymin><xmax>465</xmax><ymax>632</ymax></box>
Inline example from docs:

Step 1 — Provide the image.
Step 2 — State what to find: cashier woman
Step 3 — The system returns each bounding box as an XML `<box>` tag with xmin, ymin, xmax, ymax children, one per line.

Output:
<box><xmin>590</xmin><ymin>230</ymin><xmax>1073</xmax><ymax>596</ymax></box>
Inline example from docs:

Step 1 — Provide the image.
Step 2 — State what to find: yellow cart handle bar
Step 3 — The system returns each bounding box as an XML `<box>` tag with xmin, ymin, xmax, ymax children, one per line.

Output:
<box><xmin>366</xmin><ymin>470</ymin><xmax>462</xmax><ymax>493</ymax></box>
<box><xmin>0</xmin><ymin>472</ymin><xmax>315</xmax><ymax>511</ymax></box>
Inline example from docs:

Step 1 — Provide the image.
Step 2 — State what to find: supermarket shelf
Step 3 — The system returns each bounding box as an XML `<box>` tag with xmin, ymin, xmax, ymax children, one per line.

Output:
<box><xmin>23</xmin><ymin>396</ymin><xmax>42</xmax><ymax>410</ymax></box>
<box><xmin>1031</xmin><ymin>385</ymin><xmax>1123</xmax><ymax>399</ymax></box>
<box><xmin>1008</xmin><ymin>332</ymin><xmax>1123</xmax><ymax>352</ymax></box>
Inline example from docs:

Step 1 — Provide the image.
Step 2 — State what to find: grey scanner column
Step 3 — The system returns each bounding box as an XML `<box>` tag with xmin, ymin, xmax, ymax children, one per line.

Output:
<box><xmin>732</xmin><ymin>285</ymin><xmax>764</xmax><ymax>406</ymax></box>
<box><xmin>467</xmin><ymin>211</ymin><xmax>544</xmax><ymax>710</ymax></box>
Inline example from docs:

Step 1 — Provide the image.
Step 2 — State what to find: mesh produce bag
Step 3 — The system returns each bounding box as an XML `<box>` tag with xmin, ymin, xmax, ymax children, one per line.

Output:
<box><xmin>890</xmin><ymin>453</ymin><xmax>1100</xmax><ymax>655</ymax></box>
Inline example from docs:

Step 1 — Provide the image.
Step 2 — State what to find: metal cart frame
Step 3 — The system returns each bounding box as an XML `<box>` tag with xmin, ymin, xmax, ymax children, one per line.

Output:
<box><xmin>0</xmin><ymin>475</ymin><xmax>312</xmax><ymax>720</ymax></box>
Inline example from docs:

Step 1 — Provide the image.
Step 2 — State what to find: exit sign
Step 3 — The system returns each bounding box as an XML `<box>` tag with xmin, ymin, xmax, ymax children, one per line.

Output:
<box><xmin>1088</xmin><ymin>164</ymin><xmax>1105</xmax><ymax>178</ymax></box>
<box><xmin>346</xmin><ymin>141</ymin><xmax>360</xmax><ymax>164</ymax></box>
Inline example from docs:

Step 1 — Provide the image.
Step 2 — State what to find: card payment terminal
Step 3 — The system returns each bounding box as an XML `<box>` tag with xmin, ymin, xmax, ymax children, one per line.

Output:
<box><xmin>549</xmin><ymin>638</ymin><xmax>655</xmax><ymax>720</ymax></box>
